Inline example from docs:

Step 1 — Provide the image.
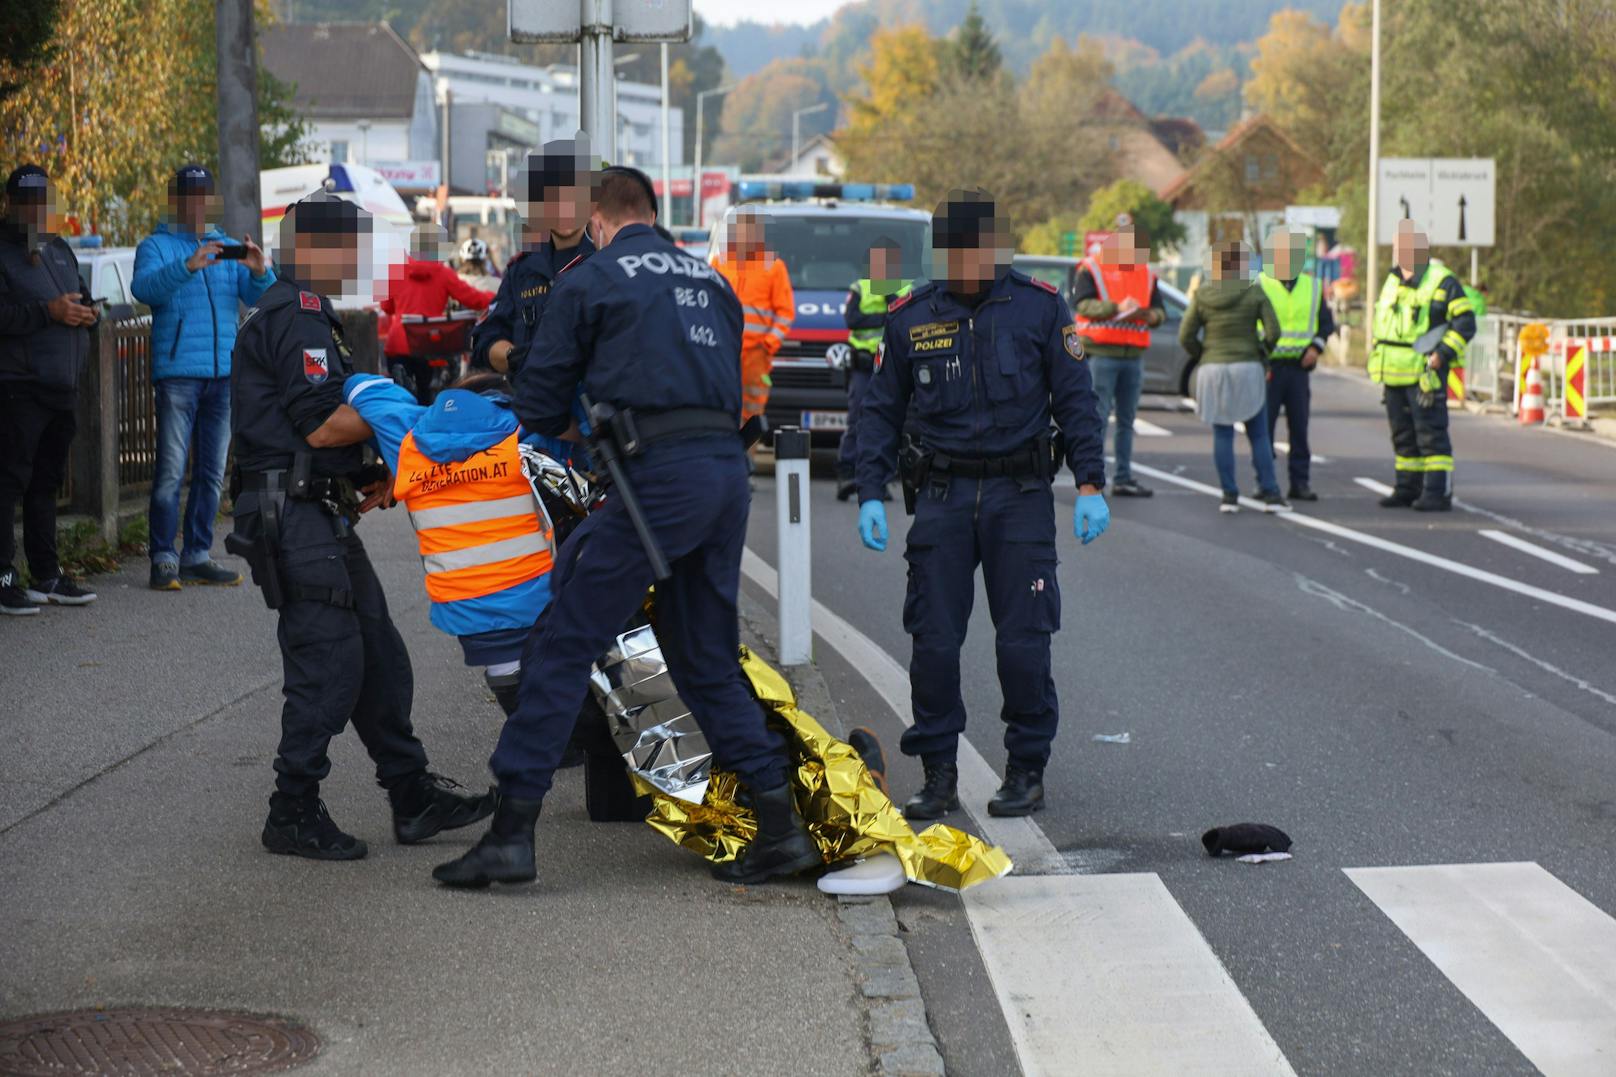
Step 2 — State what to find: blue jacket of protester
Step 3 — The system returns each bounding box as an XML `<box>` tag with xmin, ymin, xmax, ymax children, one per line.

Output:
<box><xmin>131</xmin><ymin>222</ymin><xmax>274</xmax><ymax>381</ymax></box>
<box><xmin>343</xmin><ymin>373</ymin><xmax>579</xmax><ymax>665</ymax></box>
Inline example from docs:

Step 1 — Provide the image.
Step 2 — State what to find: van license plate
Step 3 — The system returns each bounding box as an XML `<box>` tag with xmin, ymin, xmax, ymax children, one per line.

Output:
<box><xmin>801</xmin><ymin>411</ymin><xmax>848</xmax><ymax>432</ymax></box>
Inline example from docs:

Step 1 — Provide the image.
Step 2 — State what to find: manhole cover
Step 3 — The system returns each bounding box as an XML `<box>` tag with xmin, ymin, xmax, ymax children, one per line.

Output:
<box><xmin>0</xmin><ymin>1008</ymin><xmax>319</xmax><ymax>1076</ymax></box>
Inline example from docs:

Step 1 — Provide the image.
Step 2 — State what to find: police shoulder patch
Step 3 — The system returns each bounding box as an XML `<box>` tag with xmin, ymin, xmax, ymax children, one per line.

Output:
<box><xmin>887</xmin><ymin>291</ymin><xmax>916</xmax><ymax>314</ymax></box>
<box><xmin>558</xmin><ymin>252</ymin><xmax>586</xmax><ymax>275</ymax></box>
<box><xmin>1031</xmin><ymin>277</ymin><xmax>1059</xmax><ymax>295</ymax></box>
<box><xmin>1062</xmin><ymin>325</ymin><xmax>1085</xmax><ymax>361</ymax></box>
<box><xmin>298</xmin><ymin>290</ymin><xmax>322</xmax><ymax>312</ymax></box>
<box><xmin>303</xmin><ymin>348</ymin><xmax>329</xmax><ymax>383</ymax></box>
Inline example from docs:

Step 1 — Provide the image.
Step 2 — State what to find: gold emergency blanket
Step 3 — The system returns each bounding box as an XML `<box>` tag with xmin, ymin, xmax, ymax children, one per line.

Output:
<box><xmin>630</xmin><ymin>647</ymin><xmax>1012</xmax><ymax>892</ymax></box>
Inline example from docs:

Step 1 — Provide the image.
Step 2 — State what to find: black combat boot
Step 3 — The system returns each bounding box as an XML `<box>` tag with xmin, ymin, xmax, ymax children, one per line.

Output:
<box><xmin>711</xmin><ymin>782</ymin><xmax>822</xmax><ymax>885</ymax></box>
<box><xmin>388</xmin><ymin>770</ymin><xmax>496</xmax><ymax>844</ymax></box>
<box><xmin>987</xmin><ymin>765</ymin><xmax>1045</xmax><ymax>817</ymax></box>
<box><xmin>262</xmin><ymin>793</ymin><xmax>367</xmax><ymax>861</ymax></box>
<box><xmin>431</xmin><ymin>794</ymin><xmax>542</xmax><ymax>888</ymax></box>
<box><xmin>902</xmin><ymin>760</ymin><xmax>959</xmax><ymax>821</ymax></box>
<box><xmin>1412</xmin><ymin>471</ymin><xmax>1453</xmax><ymax>512</ymax></box>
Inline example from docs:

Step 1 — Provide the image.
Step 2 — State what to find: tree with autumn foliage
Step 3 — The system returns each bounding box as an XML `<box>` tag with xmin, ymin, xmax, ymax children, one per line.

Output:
<box><xmin>0</xmin><ymin>0</ymin><xmax>311</xmax><ymax>245</ymax></box>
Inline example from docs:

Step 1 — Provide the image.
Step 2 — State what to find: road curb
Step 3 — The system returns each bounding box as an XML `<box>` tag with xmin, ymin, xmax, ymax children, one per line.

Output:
<box><xmin>738</xmin><ymin>591</ymin><xmax>947</xmax><ymax>1077</ymax></box>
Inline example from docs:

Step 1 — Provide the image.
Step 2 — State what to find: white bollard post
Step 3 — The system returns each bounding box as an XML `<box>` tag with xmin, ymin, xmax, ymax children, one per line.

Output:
<box><xmin>774</xmin><ymin>426</ymin><xmax>813</xmax><ymax>665</ymax></box>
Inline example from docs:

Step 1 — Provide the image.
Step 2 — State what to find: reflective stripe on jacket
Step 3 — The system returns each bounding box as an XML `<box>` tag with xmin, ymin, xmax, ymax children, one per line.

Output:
<box><xmin>1073</xmin><ymin>259</ymin><xmax>1153</xmax><ymax>349</ymax></box>
<box><xmin>716</xmin><ymin>253</ymin><xmax>794</xmax><ymax>356</ymax></box>
<box><xmin>393</xmin><ymin>429</ymin><xmax>553</xmax><ymax>604</ymax></box>
<box><xmin>1258</xmin><ymin>272</ymin><xmax>1319</xmax><ymax>360</ymax></box>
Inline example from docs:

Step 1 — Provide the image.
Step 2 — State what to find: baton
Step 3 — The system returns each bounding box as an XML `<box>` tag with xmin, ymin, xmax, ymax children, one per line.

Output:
<box><xmin>580</xmin><ymin>393</ymin><xmax>672</xmax><ymax>582</ymax></box>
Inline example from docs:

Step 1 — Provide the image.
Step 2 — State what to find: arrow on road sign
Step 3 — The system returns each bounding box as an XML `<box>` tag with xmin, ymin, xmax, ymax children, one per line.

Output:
<box><xmin>1399</xmin><ymin>195</ymin><xmax>1411</xmax><ymax>220</ymax></box>
<box><xmin>1458</xmin><ymin>195</ymin><xmax>1467</xmax><ymax>242</ymax></box>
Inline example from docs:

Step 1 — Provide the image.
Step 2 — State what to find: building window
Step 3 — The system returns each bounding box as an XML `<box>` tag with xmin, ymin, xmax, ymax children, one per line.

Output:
<box><xmin>330</xmin><ymin>140</ymin><xmax>349</xmax><ymax>163</ymax></box>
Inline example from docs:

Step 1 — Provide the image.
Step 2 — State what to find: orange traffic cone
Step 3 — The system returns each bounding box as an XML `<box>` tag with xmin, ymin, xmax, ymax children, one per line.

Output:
<box><xmin>1519</xmin><ymin>359</ymin><xmax>1546</xmax><ymax>424</ymax></box>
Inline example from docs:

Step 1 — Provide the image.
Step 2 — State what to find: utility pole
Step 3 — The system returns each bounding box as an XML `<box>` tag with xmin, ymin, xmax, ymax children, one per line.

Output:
<box><xmin>660</xmin><ymin>42</ymin><xmax>671</xmax><ymax>221</ymax></box>
<box><xmin>693</xmin><ymin>83</ymin><xmax>735</xmax><ymax>228</ymax></box>
<box><xmin>215</xmin><ymin>0</ymin><xmax>261</xmax><ymax>244</ymax></box>
<box><xmin>791</xmin><ymin>102</ymin><xmax>829</xmax><ymax>177</ymax></box>
<box><xmin>580</xmin><ymin>0</ymin><xmax>617</xmax><ymax>161</ymax></box>
<box><xmin>1364</xmin><ymin>0</ymin><xmax>1382</xmax><ymax>357</ymax></box>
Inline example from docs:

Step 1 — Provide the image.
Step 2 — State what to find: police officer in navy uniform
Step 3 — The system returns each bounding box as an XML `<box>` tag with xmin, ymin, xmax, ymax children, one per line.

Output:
<box><xmin>471</xmin><ymin>140</ymin><xmax>596</xmax><ymax>376</ymax></box>
<box><xmin>231</xmin><ymin>191</ymin><xmax>493</xmax><ymax>860</ymax></box>
<box><xmin>433</xmin><ymin>168</ymin><xmax>819</xmax><ymax>889</ymax></box>
<box><xmin>856</xmin><ymin>189</ymin><xmax>1111</xmax><ymax>820</ymax></box>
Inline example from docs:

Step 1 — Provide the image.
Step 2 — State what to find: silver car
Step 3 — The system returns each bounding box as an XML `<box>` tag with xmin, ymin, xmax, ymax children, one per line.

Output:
<box><xmin>1013</xmin><ymin>254</ymin><xmax>1194</xmax><ymax>398</ymax></box>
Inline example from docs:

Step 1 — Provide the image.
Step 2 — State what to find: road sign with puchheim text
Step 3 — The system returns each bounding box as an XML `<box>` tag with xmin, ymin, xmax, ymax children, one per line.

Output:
<box><xmin>1376</xmin><ymin>158</ymin><xmax>1494</xmax><ymax>247</ymax></box>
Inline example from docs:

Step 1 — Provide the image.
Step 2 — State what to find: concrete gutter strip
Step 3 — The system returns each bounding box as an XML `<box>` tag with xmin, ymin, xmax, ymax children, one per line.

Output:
<box><xmin>739</xmin><ymin>591</ymin><xmax>948</xmax><ymax>1077</ymax></box>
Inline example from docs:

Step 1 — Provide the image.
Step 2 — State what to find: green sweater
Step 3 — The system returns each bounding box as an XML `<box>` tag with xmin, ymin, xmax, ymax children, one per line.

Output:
<box><xmin>1179</xmin><ymin>278</ymin><xmax>1280</xmax><ymax>365</ymax></box>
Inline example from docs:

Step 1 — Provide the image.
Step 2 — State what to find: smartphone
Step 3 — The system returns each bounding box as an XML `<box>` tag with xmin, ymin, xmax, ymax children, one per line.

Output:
<box><xmin>215</xmin><ymin>245</ymin><xmax>249</xmax><ymax>260</ymax></box>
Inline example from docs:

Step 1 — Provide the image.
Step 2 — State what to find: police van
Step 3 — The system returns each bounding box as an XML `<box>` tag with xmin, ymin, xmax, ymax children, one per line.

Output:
<box><xmin>709</xmin><ymin>181</ymin><xmax>930</xmax><ymax>444</ymax></box>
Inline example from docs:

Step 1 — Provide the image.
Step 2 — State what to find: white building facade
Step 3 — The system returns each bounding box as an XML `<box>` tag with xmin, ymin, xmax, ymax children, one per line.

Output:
<box><xmin>421</xmin><ymin>51</ymin><xmax>683</xmax><ymax>184</ymax></box>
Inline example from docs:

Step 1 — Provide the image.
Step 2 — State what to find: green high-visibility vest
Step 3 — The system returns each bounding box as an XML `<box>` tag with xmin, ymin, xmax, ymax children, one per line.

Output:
<box><xmin>849</xmin><ymin>278</ymin><xmax>913</xmax><ymax>352</ymax></box>
<box><xmin>1257</xmin><ymin>272</ymin><xmax>1319</xmax><ymax>360</ymax></box>
<box><xmin>1369</xmin><ymin>259</ymin><xmax>1466</xmax><ymax>386</ymax></box>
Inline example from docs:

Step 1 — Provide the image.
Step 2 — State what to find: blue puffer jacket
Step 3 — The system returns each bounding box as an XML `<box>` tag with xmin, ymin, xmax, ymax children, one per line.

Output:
<box><xmin>131</xmin><ymin>223</ymin><xmax>274</xmax><ymax>380</ymax></box>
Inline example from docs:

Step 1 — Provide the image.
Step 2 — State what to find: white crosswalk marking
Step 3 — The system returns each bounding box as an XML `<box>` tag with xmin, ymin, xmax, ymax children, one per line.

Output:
<box><xmin>1347</xmin><ymin>863</ymin><xmax>1616</xmax><ymax>1077</ymax></box>
<box><xmin>1355</xmin><ymin>476</ymin><xmax>1395</xmax><ymax>496</ymax></box>
<box><xmin>1479</xmin><ymin>529</ymin><xmax>1600</xmax><ymax>574</ymax></box>
<box><xmin>965</xmin><ymin>874</ymin><xmax>1295</xmax><ymax>1076</ymax></box>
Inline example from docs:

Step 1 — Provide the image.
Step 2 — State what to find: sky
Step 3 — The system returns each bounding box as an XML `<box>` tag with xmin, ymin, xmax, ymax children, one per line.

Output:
<box><xmin>692</xmin><ymin>0</ymin><xmax>847</xmax><ymax>27</ymax></box>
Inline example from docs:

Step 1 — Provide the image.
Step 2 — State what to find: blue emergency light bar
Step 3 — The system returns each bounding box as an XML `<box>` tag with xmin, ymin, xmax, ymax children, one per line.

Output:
<box><xmin>734</xmin><ymin>180</ymin><xmax>916</xmax><ymax>203</ymax></box>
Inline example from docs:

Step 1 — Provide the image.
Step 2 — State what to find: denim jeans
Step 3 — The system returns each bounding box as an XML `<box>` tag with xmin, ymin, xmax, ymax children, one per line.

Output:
<box><xmin>1089</xmin><ymin>356</ymin><xmax>1142</xmax><ymax>482</ymax></box>
<box><xmin>149</xmin><ymin>376</ymin><xmax>231</xmax><ymax>567</ymax></box>
<box><xmin>1212</xmin><ymin>409</ymin><xmax>1280</xmax><ymax>497</ymax></box>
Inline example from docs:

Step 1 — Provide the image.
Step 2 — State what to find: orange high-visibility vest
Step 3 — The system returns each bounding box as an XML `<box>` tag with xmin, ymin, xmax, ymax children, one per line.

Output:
<box><xmin>716</xmin><ymin>253</ymin><xmax>795</xmax><ymax>357</ymax></box>
<box><xmin>1074</xmin><ymin>259</ymin><xmax>1154</xmax><ymax>350</ymax></box>
<box><xmin>392</xmin><ymin>430</ymin><xmax>553</xmax><ymax>605</ymax></box>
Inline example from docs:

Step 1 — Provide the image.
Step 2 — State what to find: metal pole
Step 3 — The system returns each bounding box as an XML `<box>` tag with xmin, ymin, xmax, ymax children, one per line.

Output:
<box><xmin>660</xmin><ymin>42</ymin><xmax>671</xmax><ymax>222</ymax></box>
<box><xmin>580</xmin><ymin>0</ymin><xmax>616</xmax><ymax>161</ymax></box>
<box><xmin>1364</xmin><ymin>0</ymin><xmax>1382</xmax><ymax>359</ymax></box>
<box><xmin>215</xmin><ymin>0</ymin><xmax>261</xmax><ymax>244</ymax></box>
<box><xmin>1470</xmin><ymin>248</ymin><xmax>1479</xmax><ymax>286</ymax></box>
<box><xmin>790</xmin><ymin>103</ymin><xmax>828</xmax><ymax>177</ymax></box>
<box><xmin>774</xmin><ymin>426</ymin><xmax>813</xmax><ymax>665</ymax></box>
<box><xmin>693</xmin><ymin>84</ymin><xmax>735</xmax><ymax>229</ymax></box>
<box><xmin>440</xmin><ymin>85</ymin><xmax>453</xmax><ymax>227</ymax></box>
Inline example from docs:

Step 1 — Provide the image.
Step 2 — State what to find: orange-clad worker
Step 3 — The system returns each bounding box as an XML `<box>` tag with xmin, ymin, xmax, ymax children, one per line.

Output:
<box><xmin>714</xmin><ymin>207</ymin><xmax>794</xmax><ymax>451</ymax></box>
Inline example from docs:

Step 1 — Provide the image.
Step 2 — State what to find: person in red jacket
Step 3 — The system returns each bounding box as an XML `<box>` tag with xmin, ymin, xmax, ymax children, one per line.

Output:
<box><xmin>379</xmin><ymin>224</ymin><xmax>494</xmax><ymax>403</ymax></box>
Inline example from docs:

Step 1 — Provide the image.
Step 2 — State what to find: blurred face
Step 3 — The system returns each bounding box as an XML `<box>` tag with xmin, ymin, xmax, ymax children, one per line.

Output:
<box><xmin>1270</xmin><ymin>233</ymin><xmax>1305</xmax><ymax>280</ymax></box>
<box><xmin>1393</xmin><ymin>224</ymin><xmax>1429</xmax><ymax>277</ymax></box>
<box><xmin>936</xmin><ymin>241</ymin><xmax>998</xmax><ymax>294</ymax></box>
<box><xmin>172</xmin><ymin>192</ymin><xmax>217</xmax><ymax>234</ymax></box>
<box><xmin>8</xmin><ymin>189</ymin><xmax>50</xmax><ymax>237</ymax></box>
<box><xmin>730</xmin><ymin>214</ymin><xmax>766</xmax><ymax>257</ymax></box>
<box><xmin>293</xmin><ymin>232</ymin><xmax>361</xmax><ymax>296</ymax></box>
<box><xmin>539</xmin><ymin>180</ymin><xmax>591</xmax><ymax>235</ymax></box>
<box><xmin>410</xmin><ymin>222</ymin><xmax>451</xmax><ymax>261</ymax></box>
<box><xmin>1106</xmin><ymin>227</ymin><xmax>1146</xmax><ymax>268</ymax></box>
<box><xmin>868</xmin><ymin>246</ymin><xmax>899</xmax><ymax>283</ymax></box>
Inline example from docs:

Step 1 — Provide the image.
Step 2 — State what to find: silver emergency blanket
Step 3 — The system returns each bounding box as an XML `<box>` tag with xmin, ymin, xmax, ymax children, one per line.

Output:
<box><xmin>519</xmin><ymin>445</ymin><xmax>712</xmax><ymax>800</ymax></box>
<box><xmin>589</xmin><ymin>623</ymin><xmax>713</xmax><ymax>802</ymax></box>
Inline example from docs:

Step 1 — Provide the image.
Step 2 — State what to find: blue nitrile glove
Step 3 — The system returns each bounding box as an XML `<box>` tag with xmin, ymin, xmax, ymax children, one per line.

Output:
<box><xmin>1075</xmin><ymin>494</ymin><xmax>1110</xmax><ymax>546</ymax></box>
<box><xmin>858</xmin><ymin>499</ymin><xmax>888</xmax><ymax>552</ymax></box>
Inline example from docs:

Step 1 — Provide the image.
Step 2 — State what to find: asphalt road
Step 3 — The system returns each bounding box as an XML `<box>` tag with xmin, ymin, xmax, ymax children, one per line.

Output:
<box><xmin>744</xmin><ymin>368</ymin><xmax>1616</xmax><ymax>1077</ymax></box>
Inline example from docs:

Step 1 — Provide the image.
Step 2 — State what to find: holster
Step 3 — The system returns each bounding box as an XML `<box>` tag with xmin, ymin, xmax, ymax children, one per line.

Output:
<box><xmin>897</xmin><ymin>433</ymin><xmax>932</xmax><ymax>516</ymax></box>
<box><xmin>849</xmin><ymin>347</ymin><xmax>877</xmax><ymax>374</ymax></box>
<box><xmin>226</xmin><ymin>468</ymin><xmax>288</xmax><ymax>610</ymax></box>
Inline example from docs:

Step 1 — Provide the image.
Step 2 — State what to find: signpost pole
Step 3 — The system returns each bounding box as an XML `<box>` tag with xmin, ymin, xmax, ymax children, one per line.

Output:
<box><xmin>660</xmin><ymin>42</ymin><xmax>671</xmax><ymax>219</ymax></box>
<box><xmin>1471</xmin><ymin>248</ymin><xmax>1479</xmax><ymax>286</ymax></box>
<box><xmin>1364</xmin><ymin>0</ymin><xmax>1382</xmax><ymax>360</ymax></box>
<box><xmin>579</xmin><ymin>0</ymin><xmax>616</xmax><ymax>161</ymax></box>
